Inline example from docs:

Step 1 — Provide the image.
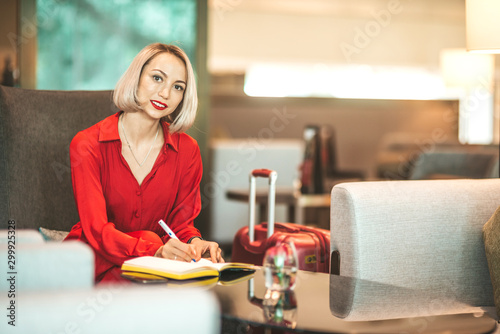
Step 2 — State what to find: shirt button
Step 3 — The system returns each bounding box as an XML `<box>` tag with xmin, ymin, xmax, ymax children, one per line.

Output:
<box><xmin>136</xmin><ymin>191</ymin><xmax>141</xmax><ymax>196</ymax></box>
<box><xmin>135</xmin><ymin>212</ymin><xmax>140</xmax><ymax>218</ymax></box>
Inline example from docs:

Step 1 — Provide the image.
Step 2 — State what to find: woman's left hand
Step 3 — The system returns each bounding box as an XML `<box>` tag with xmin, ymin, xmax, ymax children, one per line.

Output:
<box><xmin>190</xmin><ymin>238</ymin><xmax>224</xmax><ymax>263</ymax></box>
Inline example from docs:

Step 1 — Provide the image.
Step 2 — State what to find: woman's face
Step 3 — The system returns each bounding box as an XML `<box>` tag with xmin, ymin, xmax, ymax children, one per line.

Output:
<box><xmin>136</xmin><ymin>52</ymin><xmax>187</xmax><ymax>120</ymax></box>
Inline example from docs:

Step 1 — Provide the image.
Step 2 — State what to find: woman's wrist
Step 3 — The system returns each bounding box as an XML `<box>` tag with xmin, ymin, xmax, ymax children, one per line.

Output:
<box><xmin>188</xmin><ymin>236</ymin><xmax>203</xmax><ymax>244</ymax></box>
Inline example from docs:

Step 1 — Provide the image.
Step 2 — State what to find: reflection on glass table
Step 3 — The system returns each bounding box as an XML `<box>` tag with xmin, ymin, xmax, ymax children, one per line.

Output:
<box><xmin>213</xmin><ymin>268</ymin><xmax>497</xmax><ymax>334</ymax></box>
<box><xmin>247</xmin><ymin>278</ymin><xmax>298</xmax><ymax>330</ymax></box>
<box><xmin>329</xmin><ymin>273</ymin><xmax>497</xmax><ymax>322</ymax></box>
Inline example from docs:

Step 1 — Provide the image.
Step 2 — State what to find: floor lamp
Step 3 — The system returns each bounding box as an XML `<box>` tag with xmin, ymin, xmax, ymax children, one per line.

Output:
<box><xmin>466</xmin><ymin>0</ymin><xmax>500</xmax><ymax>176</ymax></box>
<box><xmin>440</xmin><ymin>48</ymin><xmax>494</xmax><ymax>144</ymax></box>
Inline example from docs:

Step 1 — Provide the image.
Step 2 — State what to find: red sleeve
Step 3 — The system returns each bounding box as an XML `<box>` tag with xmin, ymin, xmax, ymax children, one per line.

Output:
<box><xmin>70</xmin><ymin>131</ymin><xmax>162</xmax><ymax>266</ymax></box>
<box><xmin>161</xmin><ymin>138</ymin><xmax>203</xmax><ymax>243</ymax></box>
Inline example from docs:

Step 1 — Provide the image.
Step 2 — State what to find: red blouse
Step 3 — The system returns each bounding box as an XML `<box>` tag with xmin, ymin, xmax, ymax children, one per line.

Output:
<box><xmin>64</xmin><ymin>112</ymin><xmax>202</xmax><ymax>281</ymax></box>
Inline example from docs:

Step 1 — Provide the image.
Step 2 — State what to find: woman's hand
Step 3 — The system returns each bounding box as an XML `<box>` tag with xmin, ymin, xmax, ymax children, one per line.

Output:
<box><xmin>190</xmin><ymin>238</ymin><xmax>225</xmax><ymax>263</ymax></box>
<box><xmin>154</xmin><ymin>238</ymin><xmax>197</xmax><ymax>262</ymax></box>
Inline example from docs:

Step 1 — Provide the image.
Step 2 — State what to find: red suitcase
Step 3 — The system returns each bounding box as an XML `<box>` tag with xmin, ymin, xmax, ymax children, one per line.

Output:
<box><xmin>231</xmin><ymin>169</ymin><xmax>330</xmax><ymax>273</ymax></box>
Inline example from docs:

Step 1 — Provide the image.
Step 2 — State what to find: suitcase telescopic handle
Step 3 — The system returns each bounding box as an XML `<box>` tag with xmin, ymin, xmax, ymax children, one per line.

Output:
<box><xmin>251</xmin><ymin>169</ymin><xmax>274</xmax><ymax>178</ymax></box>
<box><xmin>249</xmin><ymin>169</ymin><xmax>278</xmax><ymax>242</ymax></box>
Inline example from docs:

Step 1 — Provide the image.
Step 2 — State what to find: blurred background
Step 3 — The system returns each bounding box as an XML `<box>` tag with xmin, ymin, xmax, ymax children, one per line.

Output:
<box><xmin>1</xmin><ymin>0</ymin><xmax>498</xmax><ymax>247</ymax></box>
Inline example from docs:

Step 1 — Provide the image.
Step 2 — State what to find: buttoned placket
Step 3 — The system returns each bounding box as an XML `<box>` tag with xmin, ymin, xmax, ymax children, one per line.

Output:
<box><xmin>132</xmin><ymin>146</ymin><xmax>167</xmax><ymax>227</ymax></box>
<box><xmin>134</xmin><ymin>188</ymin><xmax>142</xmax><ymax>220</ymax></box>
<box><xmin>113</xmin><ymin>119</ymin><xmax>171</xmax><ymax>227</ymax></box>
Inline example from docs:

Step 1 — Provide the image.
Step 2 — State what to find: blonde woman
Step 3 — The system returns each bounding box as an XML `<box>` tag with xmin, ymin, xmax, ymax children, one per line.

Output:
<box><xmin>65</xmin><ymin>43</ymin><xmax>223</xmax><ymax>282</ymax></box>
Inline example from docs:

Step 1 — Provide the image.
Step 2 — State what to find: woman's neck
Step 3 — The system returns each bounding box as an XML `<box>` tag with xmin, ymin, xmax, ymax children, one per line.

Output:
<box><xmin>120</xmin><ymin>112</ymin><xmax>161</xmax><ymax>147</ymax></box>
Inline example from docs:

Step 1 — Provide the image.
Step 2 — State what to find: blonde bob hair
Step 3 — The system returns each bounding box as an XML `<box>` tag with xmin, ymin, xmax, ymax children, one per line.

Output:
<box><xmin>113</xmin><ymin>43</ymin><xmax>198</xmax><ymax>134</ymax></box>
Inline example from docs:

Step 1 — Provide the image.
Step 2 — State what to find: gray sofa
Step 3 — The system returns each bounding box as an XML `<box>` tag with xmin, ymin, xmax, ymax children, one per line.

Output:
<box><xmin>0</xmin><ymin>230</ymin><xmax>220</xmax><ymax>333</ymax></box>
<box><xmin>330</xmin><ymin>178</ymin><xmax>500</xmax><ymax>321</ymax></box>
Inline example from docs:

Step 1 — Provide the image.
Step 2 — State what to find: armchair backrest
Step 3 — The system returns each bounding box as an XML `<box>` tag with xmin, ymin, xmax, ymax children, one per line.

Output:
<box><xmin>408</xmin><ymin>150</ymin><xmax>498</xmax><ymax>180</ymax></box>
<box><xmin>0</xmin><ymin>86</ymin><xmax>117</xmax><ymax>230</ymax></box>
<box><xmin>330</xmin><ymin>179</ymin><xmax>500</xmax><ymax>320</ymax></box>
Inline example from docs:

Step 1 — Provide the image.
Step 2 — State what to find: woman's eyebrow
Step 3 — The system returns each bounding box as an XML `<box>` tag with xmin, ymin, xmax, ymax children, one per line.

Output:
<box><xmin>152</xmin><ymin>69</ymin><xmax>186</xmax><ymax>85</ymax></box>
<box><xmin>152</xmin><ymin>69</ymin><xmax>166</xmax><ymax>76</ymax></box>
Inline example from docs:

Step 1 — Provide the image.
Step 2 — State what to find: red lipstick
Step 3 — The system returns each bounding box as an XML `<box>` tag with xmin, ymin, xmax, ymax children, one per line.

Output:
<box><xmin>151</xmin><ymin>100</ymin><xmax>167</xmax><ymax>110</ymax></box>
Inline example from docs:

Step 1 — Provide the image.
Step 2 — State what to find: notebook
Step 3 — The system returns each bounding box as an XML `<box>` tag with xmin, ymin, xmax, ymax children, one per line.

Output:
<box><xmin>121</xmin><ymin>256</ymin><xmax>255</xmax><ymax>281</ymax></box>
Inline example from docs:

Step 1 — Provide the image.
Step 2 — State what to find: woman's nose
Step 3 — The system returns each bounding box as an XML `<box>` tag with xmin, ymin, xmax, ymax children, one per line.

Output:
<box><xmin>158</xmin><ymin>87</ymin><xmax>169</xmax><ymax>99</ymax></box>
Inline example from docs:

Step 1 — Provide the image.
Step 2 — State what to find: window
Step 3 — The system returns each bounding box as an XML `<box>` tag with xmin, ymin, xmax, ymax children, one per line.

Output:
<box><xmin>37</xmin><ymin>0</ymin><xmax>197</xmax><ymax>90</ymax></box>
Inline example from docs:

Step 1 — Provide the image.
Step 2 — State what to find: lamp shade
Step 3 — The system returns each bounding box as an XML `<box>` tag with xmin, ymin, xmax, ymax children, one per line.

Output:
<box><xmin>440</xmin><ymin>48</ymin><xmax>494</xmax><ymax>88</ymax></box>
<box><xmin>466</xmin><ymin>0</ymin><xmax>500</xmax><ymax>53</ymax></box>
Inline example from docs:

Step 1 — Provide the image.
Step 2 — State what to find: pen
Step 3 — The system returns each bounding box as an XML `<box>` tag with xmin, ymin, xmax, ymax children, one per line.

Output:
<box><xmin>158</xmin><ymin>219</ymin><xmax>178</xmax><ymax>240</ymax></box>
<box><xmin>158</xmin><ymin>220</ymin><xmax>196</xmax><ymax>262</ymax></box>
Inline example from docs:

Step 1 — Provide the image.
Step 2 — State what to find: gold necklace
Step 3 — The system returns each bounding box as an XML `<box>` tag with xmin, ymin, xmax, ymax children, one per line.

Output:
<box><xmin>120</xmin><ymin>114</ymin><xmax>160</xmax><ymax>167</ymax></box>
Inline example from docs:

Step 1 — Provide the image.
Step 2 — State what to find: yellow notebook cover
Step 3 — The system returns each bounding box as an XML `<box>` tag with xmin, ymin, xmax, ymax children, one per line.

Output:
<box><xmin>121</xmin><ymin>256</ymin><xmax>255</xmax><ymax>281</ymax></box>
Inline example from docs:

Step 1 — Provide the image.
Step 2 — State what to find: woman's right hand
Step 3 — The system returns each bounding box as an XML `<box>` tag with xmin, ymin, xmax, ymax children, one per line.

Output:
<box><xmin>154</xmin><ymin>238</ymin><xmax>197</xmax><ymax>262</ymax></box>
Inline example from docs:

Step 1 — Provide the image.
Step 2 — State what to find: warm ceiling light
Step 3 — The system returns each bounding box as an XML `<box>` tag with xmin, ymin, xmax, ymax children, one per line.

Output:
<box><xmin>466</xmin><ymin>0</ymin><xmax>500</xmax><ymax>53</ymax></box>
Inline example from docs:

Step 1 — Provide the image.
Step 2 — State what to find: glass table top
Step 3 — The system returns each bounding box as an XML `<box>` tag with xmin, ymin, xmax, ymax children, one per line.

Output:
<box><xmin>211</xmin><ymin>268</ymin><xmax>497</xmax><ymax>334</ymax></box>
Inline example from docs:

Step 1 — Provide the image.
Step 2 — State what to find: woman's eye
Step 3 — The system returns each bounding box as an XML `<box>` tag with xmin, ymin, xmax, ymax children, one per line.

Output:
<box><xmin>174</xmin><ymin>85</ymin><xmax>185</xmax><ymax>91</ymax></box>
<box><xmin>153</xmin><ymin>75</ymin><xmax>162</xmax><ymax>82</ymax></box>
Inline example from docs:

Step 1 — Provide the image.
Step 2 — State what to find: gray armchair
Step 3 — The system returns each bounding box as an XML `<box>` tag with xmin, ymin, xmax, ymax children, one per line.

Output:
<box><xmin>408</xmin><ymin>150</ymin><xmax>499</xmax><ymax>180</ymax></box>
<box><xmin>330</xmin><ymin>178</ymin><xmax>500</xmax><ymax>321</ymax></box>
<box><xmin>0</xmin><ymin>87</ymin><xmax>222</xmax><ymax>334</ymax></box>
<box><xmin>0</xmin><ymin>85</ymin><xmax>117</xmax><ymax>231</ymax></box>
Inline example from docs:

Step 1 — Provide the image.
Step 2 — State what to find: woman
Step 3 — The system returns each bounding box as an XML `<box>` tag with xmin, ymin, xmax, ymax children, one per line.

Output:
<box><xmin>65</xmin><ymin>43</ymin><xmax>223</xmax><ymax>282</ymax></box>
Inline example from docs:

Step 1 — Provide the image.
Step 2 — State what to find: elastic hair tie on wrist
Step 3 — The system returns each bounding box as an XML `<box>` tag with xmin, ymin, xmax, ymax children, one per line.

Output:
<box><xmin>187</xmin><ymin>236</ymin><xmax>203</xmax><ymax>244</ymax></box>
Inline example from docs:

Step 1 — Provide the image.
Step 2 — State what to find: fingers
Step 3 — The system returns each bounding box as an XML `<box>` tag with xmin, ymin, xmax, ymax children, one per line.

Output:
<box><xmin>207</xmin><ymin>242</ymin><xmax>224</xmax><ymax>263</ymax></box>
<box><xmin>160</xmin><ymin>239</ymin><xmax>224</xmax><ymax>263</ymax></box>
<box><xmin>191</xmin><ymin>244</ymin><xmax>202</xmax><ymax>262</ymax></box>
<box><xmin>215</xmin><ymin>247</ymin><xmax>224</xmax><ymax>263</ymax></box>
<box><xmin>209</xmin><ymin>244</ymin><xmax>219</xmax><ymax>263</ymax></box>
<box><xmin>162</xmin><ymin>239</ymin><xmax>197</xmax><ymax>262</ymax></box>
